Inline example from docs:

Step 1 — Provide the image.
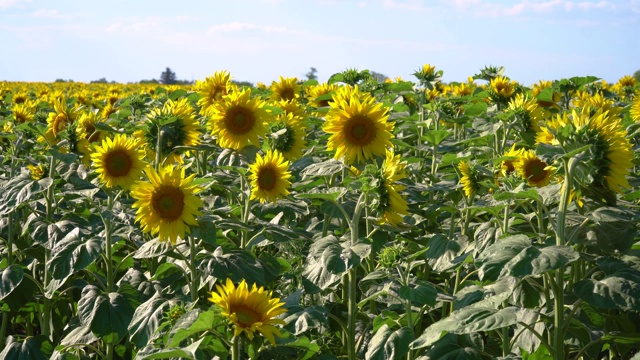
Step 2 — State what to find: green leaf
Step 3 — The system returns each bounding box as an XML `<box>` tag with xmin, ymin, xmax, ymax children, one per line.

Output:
<box><xmin>300</xmin><ymin>159</ymin><xmax>347</xmax><ymax>178</ymax></box>
<box><xmin>168</xmin><ymin>308</ymin><xmax>219</xmax><ymax>347</ymax></box>
<box><xmin>0</xmin><ymin>335</ymin><xmax>53</xmax><ymax>360</ymax></box>
<box><xmin>575</xmin><ymin>267</ymin><xmax>640</xmax><ymax>311</ymax></box>
<box><xmin>398</xmin><ymin>282</ymin><xmax>438</xmax><ymax>307</ymax></box>
<box><xmin>476</xmin><ymin>235</ymin><xmax>531</xmax><ymax>281</ymax></box>
<box><xmin>424</xmin><ymin>334</ymin><xmax>482</xmax><ymax>360</ymax></box>
<box><xmin>128</xmin><ymin>292</ymin><xmax>173</xmax><ymax>349</ymax></box>
<box><xmin>502</xmin><ymin>245</ymin><xmax>579</xmax><ymax>278</ymax></box>
<box><xmin>365</xmin><ymin>325</ymin><xmax>413</xmax><ymax>360</ymax></box>
<box><xmin>327</xmin><ymin>73</ymin><xmax>345</xmax><ymax>84</ymax></box>
<box><xmin>48</xmin><ymin>228</ymin><xmax>102</xmax><ymax>279</ymax></box>
<box><xmin>536</xmin><ymin>87</ymin><xmax>556</xmax><ymax>104</ymax></box>
<box><xmin>464</xmin><ymin>102</ymin><xmax>487</xmax><ymax>116</ymax></box>
<box><xmin>283</xmin><ymin>306</ymin><xmax>328</xmax><ymax>335</ymax></box>
<box><xmin>198</xmin><ymin>247</ymin><xmax>266</xmax><ymax>286</ymax></box>
<box><xmin>0</xmin><ymin>264</ymin><xmax>24</xmax><ymax>300</ymax></box>
<box><xmin>425</xmin><ymin>234</ymin><xmax>469</xmax><ymax>272</ymax></box>
<box><xmin>423</xmin><ymin>129</ymin><xmax>450</xmax><ymax>146</ymax></box>
<box><xmin>168</xmin><ymin>89</ymin><xmax>188</xmax><ymax>100</ymax></box>
<box><xmin>296</xmin><ymin>188</ymin><xmax>347</xmax><ymax>202</ymax></box>
<box><xmin>78</xmin><ymin>286</ymin><xmax>135</xmax><ymax>344</ymax></box>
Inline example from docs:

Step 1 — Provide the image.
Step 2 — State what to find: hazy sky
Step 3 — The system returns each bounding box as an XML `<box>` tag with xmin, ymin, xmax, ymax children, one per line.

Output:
<box><xmin>1</xmin><ymin>0</ymin><xmax>638</xmax><ymax>86</ymax></box>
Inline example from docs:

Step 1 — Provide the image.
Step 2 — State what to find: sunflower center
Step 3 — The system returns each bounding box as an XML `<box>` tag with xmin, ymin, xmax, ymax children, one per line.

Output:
<box><xmin>279</xmin><ymin>87</ymin><xmax>295</xmax><ymax>101</ymax></box>
<box><xmin>344</xmin><ymin>115</ymin><xmax>376</xmax><ymax>146</ymax></box>
<box><xmin>525</xmin><ymin>159</ymin><xmax>548</xmax><ymax>183</ymax></box>
<box><xmin>225</xmin><ymin>106</ymin><xmax>256</xmax><ymax>135</ymax></box>
<box><xmin>152</xmin><ymin>186</ymin><xmax>185</xmax><ymax>221</ymax></box>
<box><xmin>85</xmin><ymin>124</ymin><xmax>100</xmax><ymax>142</ymax></box>
<box><xmin>258</xmin><ymin>166</ymin><xmax>277</xmax><ymax>191</ymax></box>
<box><xmin>104</xmin><ymin>150</ymin><xmax>133</xmax><ymax>177</ymax></box>
<box><xmin>233</xmin><ymin>305</ymin><xmax>261</xmax><ymax>327</ymax></box>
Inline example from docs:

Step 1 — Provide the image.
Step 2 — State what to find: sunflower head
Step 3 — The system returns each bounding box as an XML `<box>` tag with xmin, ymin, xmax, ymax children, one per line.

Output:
<box><xmin>131</xmin><ymin>165</ymin><xmax>203</xmax><ymax>244</ymax></box>
<box><xmin>489</xmin><ymin>76</ymin><xmax>518</xmax><ymax>104</ymax></box>
<box><xmin>208</xmin><ymin>88</ymin><xmax>269</xmax><ymax>150</ymax></box>
<box><xmin>209</xmin><ymin>278</ymin><xmax>286</xmax><ymax>345</ymax></box>
<box><xmin>91</xmin><ymin>134</ymin><xmax>147</xmax><ymax>190</ymax></box>
<box><xmin>513</xmin><ymin>150</ymin><xmax>555</xmax><ymax>188</ymax></box>
<box><xmin>248</xmin><ymin>150</ymin><xmax>292</xmax><ymax>203</ymax></box>
<box><xmin>11</xmin><ymin>100</ymin><xmax>36</xmax><ymax>123</ymax></box>
<box><xmin>499</xmin><ymin>144</ymin><xmax>524</xmax><ymax>178</ymax></box>
<box><xmin>377</xmin><ymin>150</ymin><xmax>408</xmax><ymax>226</ymax></box>
<box><xmin>27</xmin><ymin>164</ymin><xmax>47</xmax><ymax>180</ymax></box>
<box><xmin>413</xmin><ymin>64</ymin><xmax>441</xmax><ymax>85</ymax></box>
<box><xmin>323</xmin><ymin>86</ymin><xmax>393</xmax><ymax>164</ymax></box>
<box><xmin>267</xmin><ymin>113</ymin><xmax>307</xmax><ymax>161</ymax></box>
<box><xmin>630</xmin><ymin>96</ymin><xmax>640</xmax><ymax>122</ymax></box>
<box><xmin>195</xmin><ymin>70</ymin><xmax>232</xmax><ymax>114</ymax></box>
<box><xmin>458</xmin><ymin>161</ymin><xmax>481</xmax><ymax>198</ymax></box>
<box><xmin>306</xmin><ymin>82</ymin><xmax>338</xmax><ymax>109</ymax></box>
<box><xmin>270</xmin><ymin>76</ymin><xmax>301</xmax><ymax>102</ymax></box>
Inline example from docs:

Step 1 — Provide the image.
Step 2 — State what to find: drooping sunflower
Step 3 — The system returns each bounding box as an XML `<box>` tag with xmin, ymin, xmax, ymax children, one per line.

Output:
<box><xmin>44</xmin><ymin>97</ymin><xmax>82</xmax><ymax>144</ymax></box>
<box><xmin>267</xmin><ymin>112</ymin><xmax>307</xmax><ymax>161</ymax></box>
<box><xmin>458</xmin><ymin>161</ymin><xmax>481</xmax><ymax>198</ymax></box>
<box><xmin>275</xmin><ymin>99</ymin><xmax>307</xmax><ymax>119</ymax></box>
<box><xmin>513</xmin><ymin>150</ymin><xmax>555</xmax><ymax>188</ymax></box>
<box><xmin>499</xmin><ymin>144</ymin><xmax>524</xmax><ymax>178</ymax></box>
<box><xmin>135</xmin><ymin>98</ymin><xmax>201</xmax><ymax>165</ymax></box>
<box><xmin>323</xmin><ymin>86</ymin><xmax>393</xmax><ymax>164</ymax></box>
<box><xmin>75</xmin><ymin>111</ymin><xmax>108</xmax><ymax>166</ymax></box>
<box><xmin>208</xmin><ymin>88</ymin><xmax>269</xmax><ymax>150</ymax></box>
<box><xmin>248</xmin><ymin>150</ymin><xmax>292</xmax><ymax>203</ymax></box>
<box><xmin>507</xmin><ymin>93</ymin><xmax>547</xmax><ymax>145</ymax></box>
<box><xmin>270</xmin><ymin>76</ymin><xmax>301</xmax><ymax>102</ymax></box>
<box><xmin>91</xmin><ymin>134</ymin><xmax>147</xmax><ymax>190</ymax></box>
<box><xmin>630</xmin><ymin>96</ymin><xmax>640</xmax><ymax>122</ymax></box>
<box><xmin>208</xmin><ymin>278</ymin><xmax>286</xmax><ymax>345</ymax></box>
<box><xmin>305</xmin><ymin>82</ymin><xmax>338</xmax><ymax>108</ymax></box>
<box><xmin>538</xmin><ymin>109</ymin><xmax>633</xmax><ymax>197</ymax></box>
<box><xmin>489</xmin><ymin>76</ymin><xmax>518</xmax><ymax>104</ymax></box>
<box><xmin>378</xmin><ymin>150</ymin><xmax>408</xmax><ymax>226</ymax></box>
<box><xmin>131</xmin><ymin>165</ymin><xmax>203</xmax><ymax>244</ymax></box>
<box><xmin>195</xmin><ymin>70</ymin><xmax>232</xmax><ymax>114</ymax></box>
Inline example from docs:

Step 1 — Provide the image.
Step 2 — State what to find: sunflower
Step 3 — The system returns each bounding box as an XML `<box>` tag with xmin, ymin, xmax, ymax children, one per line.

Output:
<box><xmin>131</xmin><ymin>165</ymin><xmax>203</xmax><ymax>244</ymax></box>
<box><xmin>513</xmin><ymin>150</ymin><xmax>555</xmax><ymax>188</ymax></box>
<box><xmin>195</xmin><ymin>70</ymin><xmax>232</xmax><ymax>114</ymax></box>
<box><xmin>27</xmin><ymin>164</ymin><xmax>46</xmax><ymax>180</ymax></box>
<box><xmin>572</xmin><ymin>91</ymin><xmax>620</xmax><ymax>118</ymax></box>
<box><xmin>413</xmin><ymin>63</ymin><xmax>439</xmax><ymax>84</ymax></box>
<box><xmin>630</xmin><ymin>96</ymin><xmax>640</xmax><ymax>122</ymax></box>
<box><xmin>538</xmin><ymin>109</ymin><xmax>633</xmax><ymax>196</ymax></box>
<box><xmin>306</xmin><ymin>82</ymin><xmax>338</xmax><ymax>108</ymax></box>
<box><xmin>11</xmin><ymin>100</ymin><xmax>35</xmax><ymax>123</ymax></box>
<box><xmin>209</xmin><ymin>278</ymin><xmax>286</xmax><ymax>345</ymax></box>
<box><xmin>270</xmin><ymin>76</ymin><xmax>301</xmax><ymax>102</ymax></box>
<box><xmin>208</xmin><ymin>88</ymin><xmax>269</xmax><ymax>150</ymax></box>
<box><xmin>323</xmin><ymin>86</ymin><xmax>393</xmax><ymax>164</ymax></box>
<box><xmin>44</xmin><ymin>97</ymin><xmax>82</xmax><ymax>144</ymax></box>
<box><xmin>91</xmin><ymin>134</ymin><xmax>147</xmax><ymax>190</ymax></box>
<box><xmin>616</xmin><ymin>75</ymin><xmax>637</xmax><ymax>88</ymax></box>
<box><xmin>458</xmin><ymin>161</ymin><xmax>481</xmax><ymax>198</ymax></box>
<box><xmin>268</xmin><ymin>112</ymin><xmax>307</xmax><ymax>161</ymax></box>
<box><xmin>275</xmin><ymin>99</ymin><xmax>306</xmax><ymax>119</ymax></box>
<box><xmin>489</xmin><ymin>76</ymin><xmax>517</xmax><ymax>104</ymax></box>
<box><xmin>499</xmin><ymin>144</ymin><xmax>524</xmax><ymax>178</ymax></box>
<box><xmin>135</xmin><ymin>98</ymin><xmax>201</xmax><ymax>164</ymax></box>
<box><xmin>379</xmin><ymin>150</ymin><xmax>408</xmax><ymax>226</ymax></box>
<box><xmin>248</xmin><ymin>150</ymin><xmax>292</xmax><ymax>203</ymax></box>
<box><xmin>75</xmin><ymin>111</ymin><xmax>108</xmax><ymax>166</ymax></box>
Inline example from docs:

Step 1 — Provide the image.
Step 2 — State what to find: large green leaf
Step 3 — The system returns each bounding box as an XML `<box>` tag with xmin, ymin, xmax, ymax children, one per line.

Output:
<box><xmin>423</xmin><ymin>334</ymin><xmax>482</xmax><ymax>360</ymax></box>
<box><xmin>197</xmin><ymin>247</ymin><xmax>266</xmax><ymax>286</ymax></box>
<box><xmin>78</xmin><ymin>286</ymin><xmax>134</xmax><ymax>344</ymax></box>
<box><xmin>575</xmin><ymin>267</ymin><xmax>640</xmax><ymax>311</ymax></box>
<box><xmin>399</xmin><ymin>282</ymin><xmax>438</xmax><ymax>307</ymax></box>
<box><xmin>167</xmin><ymin>308</ymin><xmax>221</xmax><ymax>347</ymax></box>
<box><xmin>476</xmin><ymin>235</ymin><xmax>530</xmax><ymax>281</ymax></box>
<box><xmin>128</xmin><ymin>292</ymin><xmax>174</xmax><ymax>348</ymax></box>
<box><xmin>411</xmin><ymin>299</ymin><xmax>518</xmax><ymax>349</ymax></box>
<box><xmin>425</xmin><ymin>234</ymin><xmax>469</xmax><ymax>272</ymax></box>
<box><xmin>0</xmin><ymin>264</ymin><xmax>23</xmax><ymax>300</ymax></box>
<box><xmin>135</xmin><ymin>338</ymin><xmax>203</xmax><ymax>360</ymax></box>
<box><xmin>48</xmin><ymin>227</ymin><xmax>102</xmax><ymax>280</ymax></box>
<box><xmin>0</xmin><ymin>335</ymin><xmax>53</xmax><ymax>360</ymax></box>
<box><xmin>502</xmin><ymin>245</ymin><xmax>579</xmax><ymax>278</ymax></box>
<box><xmin>365</xmin><ymin>325</ymin><xmax>413</xmax><ymax>360</ymax></box>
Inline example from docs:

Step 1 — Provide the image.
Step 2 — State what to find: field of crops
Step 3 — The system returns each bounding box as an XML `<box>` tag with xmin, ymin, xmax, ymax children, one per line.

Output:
<box><xmin>1</xmin><ymin>65</ymin><xmax>640</xmax><ymax>360</ymax></box>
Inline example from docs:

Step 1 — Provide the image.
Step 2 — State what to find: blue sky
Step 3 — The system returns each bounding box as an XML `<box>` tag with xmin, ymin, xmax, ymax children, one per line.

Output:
<box><xmin>0</xmin><ymin>0</ymin><xmax>638</xmax><ymax>86</ymax></box>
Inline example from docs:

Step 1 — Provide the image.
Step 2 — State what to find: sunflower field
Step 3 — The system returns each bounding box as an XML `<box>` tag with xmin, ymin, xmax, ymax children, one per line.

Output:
<box><xmin>1</xmin><ymin>65</ymin><xmax>640</xmax><ymax>360</ymax></box>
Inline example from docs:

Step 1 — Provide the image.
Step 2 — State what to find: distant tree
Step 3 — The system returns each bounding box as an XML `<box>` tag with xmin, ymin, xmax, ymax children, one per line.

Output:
<box><xmin>634</xmin><ymin>69</ymin><xmax>640</xmax><ymax>83</ymax></box>
<box><xmin>160</xmin><ymin>67</ymin><xmax>177</xmax><ymax>85</ymax></box>
<box><xmin>90</xmin><ymin>77</ymin><xmax>108</xmax><ymax>84</ymax></box>
<box><xmin>54</xmin><ymin>78</ymin><xmax>74</xmax><ymax>83</ymax></box>
<box><xmin>232</xmin><ymin>80</ymin><xmax>254</xmax><ymax>88</ymax></box>
<box><xmin>139</xmin><ymin>79</ymin><xmax>160</xmax><ymax>84</ymax></box>
<box><xmin>369</xmin><ymin>71</ymin><xmax>388</xmax><ymax>83</ymax></box>
<box><xmin>305</xmin><ymin>67</ymin><xmax>318</xmax><ymax>81</ymax></box>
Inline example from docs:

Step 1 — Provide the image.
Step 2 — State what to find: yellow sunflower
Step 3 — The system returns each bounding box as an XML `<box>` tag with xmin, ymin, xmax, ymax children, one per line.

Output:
<box><xmin>27</xmin><ymin>164</ymin><xmax>46</xmax><ymax>180</ymax></box>
<box><xmin>630</xmin><ymin>96</ymin><xmax>640</xmax><ymax>122</ymax></box>
<box><xmin>270</xmin><ymin>76</ymin><xmax>301</xmax><ymax>102</ymax></box>
<box><xmin>513</xmin><ymin>150</ymin><xmax>555</xmax><ymax>188</ymax></box>
<box><xmin>195</xmin><ymin>70</ymin><xmax>232</xmax><ymax>114</ymax></box>
<box><xmin>91</xmin><ymin>134</ymin><xmax>147</xmax><ymax>190</ymax></box>
<box><xmin>323</xmin><ymin>86</ymin><xmax>393</xmax><ymax>164</ymax></box>
<box><xmin>248</xmin><ymin>150</ymin><xmax>292</xmax><ymax>203</ymax></box>
<box><xmin>489</xmin><ymin>76</ymin><xmax>517</xmax><ymax>104</ymax></box>
<box><xmin>11</xmin><ymin>100</ymin><xmax>35</xmax><ymax>123</ymax></box>
<box><xmin>379</xmin><ymin>150</ymin><xmax>408</xmax><ymax>226</ymax></box>
<box><xmin>616</xmin><ymin>75</ymin><xmax>637</xmax><ymax>88</ymax></box>
<box><xmin>305</xmin><ymin>82</ymin><xmax>338</xmax><ymax>108</ymax></box>
<box><xmin>44</xmin><ymin>97</ymin><xmax>82</xmax><ymax>144</ymax></box>
<box><xmin>572</xmin><ymin>91</ymin><xmax>620</xmax><ymax>118</ymax></box>
<box><xmin>499</xmin><ymin>144</ymin><xmax>524</xmax><ymax>178</ymax></box>
<box><xmin>538</xmin><ymin>109</ymin><xmax>633</xmax><ymax>195</ymax></box>
<box><xmin>135</xmin><ymin>97</ymin><xmax>201</xmax><ymax>164</ymax></box>
<box><xmin>209</xmin><ymin>278</ymin><xmax>286</xmax><ymax>345</ymax></box>
<box><xmin>275</xmin><ymin>99</ymin><xmax>307</xmax><ymax>119</ymax></box>
<box><xmin>131</xmin><ymin>165</ymin><xmax>203</xmax><ymax>244</ymax></box>
<box><xmin>268</xmin><ymin>112</ymin><xmax>307</xmax><ymax>161</ymax></box>
<box><xmin>458</xmin><ymin>161</ymin><xmax>480</xmax><ymax>198</ymax></box>
<box><xmin>208</xmin><ymin>88</ymin><xmax>269</xmax><ymax>150</ymax></box>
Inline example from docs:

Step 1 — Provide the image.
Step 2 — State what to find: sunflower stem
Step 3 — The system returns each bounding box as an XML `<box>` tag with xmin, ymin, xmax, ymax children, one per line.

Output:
<box><xmin>231</xmin><ymin>335</ymin><xmax>240</xmax><ymax>360</ymax></box>
<box><xmin>346</xmin><ymin>193</ymin><xmax>366</xmax><ymax>360</ymax></box>
<box><xmin>154</xmin><ymin>123</ymin><xmax>164</xmax><ymax>171</ymax></box>
<box><xmin>553</xmin><ymin>156</ymin><xmax>577</xmax><ymax>360</ymax></box>
<box><xmin>189</xmin><ymin>235</ymin><xmax>199</xmax><ymax>303</ymax></box>
<box><xmin>240</xmin><ymin>174</ymin><xmax>251</xmax><ymax>249</ymax></box>
<box><xmin>502</xmin><ymin>199</ymin><xmax>510</xmax><ymax>234</ymax></box>
<box><xmin>42</xmin><ymin>155</ymin><xmax>57</xmax><ymax>341</ymax></box>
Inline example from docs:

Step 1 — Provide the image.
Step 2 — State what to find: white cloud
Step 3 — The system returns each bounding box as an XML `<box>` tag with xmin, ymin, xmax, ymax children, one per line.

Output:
<box><xmin>0</xmin><ymin>0</ymin><xmax>30</xmax><ymax>9</ymax></box>
<box><xmin>207</xmin><ymin>22</ymin><xmax>293</xmax><ymax>34</ymax></box>
<box><xmin>30</xmin><ymin>9</ymin><xmax>80</xmax><ymax>20</ymax></box>
<box><xmin>445</xmin><ymin>0</ymin><xmax>623</xmax><ymax>17</ymax></box>
<box><xmin>382</xmin><ymin>0</ymin><xmax>428</xmax><ymax>11</ymax></box>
